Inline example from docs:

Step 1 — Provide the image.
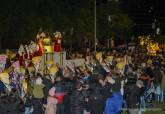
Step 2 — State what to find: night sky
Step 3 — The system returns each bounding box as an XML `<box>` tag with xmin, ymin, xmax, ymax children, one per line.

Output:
<box><xmin>122</xmin><ymin>0</ymin><xmax>165</xmax><ymax>35</ymax></box>
<box><xmin>1</xmin><ymin>0</ymin><xmax>163</xmax><ymax>32</ymax></box>
<box><xmin>0</xmin><ymin>0</ymin><xmax>165</xmax><ymax>48</ymax></box>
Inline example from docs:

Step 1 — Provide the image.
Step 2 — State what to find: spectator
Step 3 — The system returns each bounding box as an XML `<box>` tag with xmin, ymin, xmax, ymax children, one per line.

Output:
<box><xmin>125</xmin><ymin>80</ymin><xmax>144</xmax><ymax>114</ymax></box>
<box><xmin>70</xmin><ymin>81</ymin><xmax>85</xmax><ymax>114</ymax></box>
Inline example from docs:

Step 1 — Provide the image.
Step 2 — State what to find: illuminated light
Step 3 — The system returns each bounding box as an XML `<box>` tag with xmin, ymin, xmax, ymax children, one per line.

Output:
<box><xmin>139</xmin><ymin>35</ymin><xmax>160</xmax><ymax>56</ymax></box>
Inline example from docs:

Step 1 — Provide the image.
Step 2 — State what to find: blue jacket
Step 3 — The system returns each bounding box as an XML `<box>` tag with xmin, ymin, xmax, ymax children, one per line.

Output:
<box><xmin>0</xmin><ymin>81</ymin><xmax>5</xmax><ymax>91</ymax></box>
<box><xmin>104</xmin><ymin>92</ymin><xmax>123</xmax><ymax>114</ymax></box>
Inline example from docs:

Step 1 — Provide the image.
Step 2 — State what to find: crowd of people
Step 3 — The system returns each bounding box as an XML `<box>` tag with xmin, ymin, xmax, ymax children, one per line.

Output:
<box><xmin>0</xmin><ymin>38</ymin><xmax>165</xmax><ymax>114</ymax></box>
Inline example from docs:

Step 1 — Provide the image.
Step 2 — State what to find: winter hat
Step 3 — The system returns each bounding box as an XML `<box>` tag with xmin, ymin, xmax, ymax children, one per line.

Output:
<box><xmin>107</xmin><ymin>76</ymin><xmax>115</xmax><ymax>84</ymax></box>
<box><xmin>141</xmin><ymin>63</ymin><xmax>146</xmax><ymax>68</ymax></box>
<box><xmin>49</xmin><ymin>87</ymin><xmax>56</xmax><ymax>97</ymax></box>
<box><xmin>65</xmin><ymin>61</ymin><xmax>75</xmax><ymax>73</ymax></box>
<box><xmin>147</xmin><ymin>59</ymin><xmax>152</xmax><ymax>65</ymax></box>
<box><xmin>136</xmin><ymin>80</ymin><xmax>144</xmax><ymax>87</ymax></box>
<box><xmin>153</xmin><ymin>60</ymin><xmax>160</xmax><ymax>67</ymax></box>
<box><xmin>106</xmin><ymin>56</ymin><xmax>114</xmax><ymax>61</ymax></box>
<box><xmin>36</xmin><ymin>77</ymin><xmax>43</xmax><ymax>85</ymax></box>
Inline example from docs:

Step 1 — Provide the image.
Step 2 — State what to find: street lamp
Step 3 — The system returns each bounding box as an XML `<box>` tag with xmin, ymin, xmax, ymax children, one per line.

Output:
<box><xmin>70</xmin><ymin>27</ymin><xmax>74</xmax><ymax>50</ymax></box>
<box><xmin>94</xmin><ymin>0</ymin><xmax>97</xmax><ymax>53</ymax></box>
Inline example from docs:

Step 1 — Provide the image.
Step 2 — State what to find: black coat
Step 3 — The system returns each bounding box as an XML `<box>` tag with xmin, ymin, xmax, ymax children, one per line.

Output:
<box><xmin>63</xmin><ymin>78</ymin><xmax>74</xmax><ymax>93</ymax></box>
<box><xmin>42</xmin><ymin>76</ymin><xmax>53</xmax><ymax>98</ymax></box>
<box><xmin>70</xmin><ymin>90</ymin><xmax>85</xmax><ymax>114</ymax></box>
<box><xmin>63</xmin><ymin>94</ymin><xmax>71</xmax><ymax>114</ymax></box>
<box><xmin>102</xmin><ymin>82</ymin><xmax>113</xmax><ymax>101</ymax></box>
<box><xmin>153</xmin><ymin>69</ymin><xmax>163</xmax><ymax>85</ymax></box>
<box><xmin>144</xmin><ymin>67</ymin><xmax>154</xmax><ymax>78</ymax></box>
<box><xmin>0</xmin><ymin>96</ymin><xmax>21</xmax><ymax>114</ymax></box>
<box><xmin>88</xmin><ymin>92</ymin><xmax>104</xmax><ymax>114</ymax></box>
<box><xmin>88</xmin><ymin>82</ymin><xmax>105</xmax><ymax>114</ymax></box>
<box><xmin>124</xmin><ymin>85</ymin><xmax>143</xmax><ymax>109</ymax></box>
<box><xmin>32</xmin><ymin>98</ymin><xmax>44</xmax><ymax>114</ymax></box>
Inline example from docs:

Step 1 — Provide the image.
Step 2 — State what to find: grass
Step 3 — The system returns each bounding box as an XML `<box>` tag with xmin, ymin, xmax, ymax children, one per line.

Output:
<box><xmin>122</xmin><ymin>101</ymin><xmax>165</xmax><ymax>114</ymax></box>
<box><xmin>143</xmin><ymin>111</ymin><xmax>164</xmax><ymax>114</ymax></box>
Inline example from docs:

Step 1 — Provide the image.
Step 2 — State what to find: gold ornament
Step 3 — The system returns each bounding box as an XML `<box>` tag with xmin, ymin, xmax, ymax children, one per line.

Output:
<box><xmin>48</xmin><ymin>65</ymin><xmax>58</xmax><ymax>75</ymax></box>
<box><xmin>32</xmin><ymin>56</ymin><xmax>41</xmax><ymax>64</ymax></box>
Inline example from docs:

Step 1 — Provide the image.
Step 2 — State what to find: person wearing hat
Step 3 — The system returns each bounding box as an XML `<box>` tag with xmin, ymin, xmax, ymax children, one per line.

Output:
<box><xmin>88</xmin><ymin>75</ymin><xmax>105</xmax><ymax>114</ymax></box>
<box><xmin>32</xmin><ymin>56</ymin><xmax>41</xmax><ymax>75</ymax></box>
<box><xmin>54</xmin><ymin>75</ymin><xmax>65</xmax><ymax>114</ymax></box>
<box><xmin>32</xmin><ymin>76</ymin><xmax>45</xmax><ymax>114</ymax></box>
<box><xmin>44</xmin><ymin>87</ymin><xmax>58</xmax><ymax>114</ymax></box>
<box><xmin>42</xmin><ymin>74</ymin><xmax>54</xmax><ymax>100</ymax></box>
<box><xmin>104</xmin><ymin>89</ymin><xmax>123</xmax><ymax>114</ymax></box>
<box><xmin>125</xmin><ymin>80</ymin><xmax>144</xmax><ymax>114</ymax></box>
<box><xmin>104</xmin><ymin>71</ymin><xmax>123</xmax><ymax>114</ymax></box>
<box><xmin>70</xmin><ymin>81</ymin><xmax>85</xmax><ymax>114</ymax></box>
<box><xmin>42</xmin><ymin>64</ymin><xmax>57</xmax><ymax>100</ymax></box>
<box><xmin>32</xmin><ymin>76</ymin><xmax>45</xmax><ymax>98</ymax></box>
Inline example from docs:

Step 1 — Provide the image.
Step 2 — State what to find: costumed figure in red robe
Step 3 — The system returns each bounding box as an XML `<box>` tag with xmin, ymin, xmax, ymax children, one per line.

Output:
<box><xmin>54</xmin><ymin>32</ymin><xmax>62</xmax><ymax>52</ymax></box>
<box><xmin>24</xmin><ymin>44</ymin><xmax>34</xmax><ymax>67</ymax></box>
<box><xmin>18</xmin><ymin>44</ymin><xmax>25</xmax><ymax>66</ymax></box>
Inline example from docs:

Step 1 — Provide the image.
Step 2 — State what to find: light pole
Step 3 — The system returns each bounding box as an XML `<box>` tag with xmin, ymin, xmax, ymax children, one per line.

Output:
<box><xmin>94</xmin><ymin>0</ymin><xmax>97</xmax><ymax>53</ymax></box>
<box><xmin>70</xmin><ymin>27</ymin><xmax>74</xmax><ymax>50</ymax></box>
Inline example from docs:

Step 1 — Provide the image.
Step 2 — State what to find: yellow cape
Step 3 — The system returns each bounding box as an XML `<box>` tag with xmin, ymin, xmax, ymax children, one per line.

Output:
<box><xmin>23</xmin><ymin>80</ymin><xmax>28</xmax><ymax>94</ymax></box>
<box><xmin>0</xmin><ymin>73</ymin><xmax>9</xmax><ymax>84</ymax></box>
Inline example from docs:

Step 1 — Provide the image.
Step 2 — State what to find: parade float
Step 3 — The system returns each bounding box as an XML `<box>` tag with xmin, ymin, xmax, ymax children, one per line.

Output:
<box><xmin>7</xmin><ymin>29</ymin><xmax>66</xmax><ymax>71</ymax></box>
<box><xmin>0</xmin><ymin>28</ymin><xmax>86</xmax><ymax>81</ymax></box>
<box><xmin>36</xmin><ymin>31</ymin><xmax>66</xmax><ymax>66</ymax></box>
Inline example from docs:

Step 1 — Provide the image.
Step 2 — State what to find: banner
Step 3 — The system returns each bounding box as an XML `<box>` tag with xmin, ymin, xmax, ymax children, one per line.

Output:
<box><xmin>41</xmin><ymin>52</ymin><xmax>66</xmax><ymax>66</ymax></box>
<box><xmin>53</xmin><ymin>52</ymin><xmax>66</xmax><ymax>66</ymax></box>
<box><xmin>65</xmin><ymin>61</ymin><xmax>75</xmax><ymax>72</ymax></box>
<box><xmin>65</xmin><ymin>59</ymin><xmax>85</xmax><ymax>67</ymax></box>
<box><xmin>0</xmin><ymin>55</ymin><xmax>7</xmax><ymax>73</ymax></box>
